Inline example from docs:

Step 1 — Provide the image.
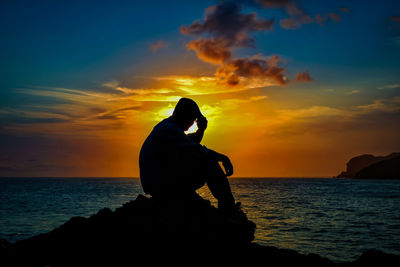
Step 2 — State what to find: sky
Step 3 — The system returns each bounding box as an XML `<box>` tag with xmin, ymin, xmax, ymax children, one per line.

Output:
<box><xmin>0</xmin><ymin>0</ymin><xmax>399</xmax><ymax>177</ymax></box>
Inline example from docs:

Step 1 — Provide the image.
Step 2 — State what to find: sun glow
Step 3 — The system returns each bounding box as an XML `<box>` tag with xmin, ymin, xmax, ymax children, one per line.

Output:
<box><xmin>185</xmin><ymin>122</ymin><xmax>198</xmax><ymax>134</ymax></box>
<box><xmin>154</xmin><ymin>104</ymin><xmax>174</xmax><ymax>121</ymax></box>
<box><xmin>154</xmin><ymin>104</ymin><xmax>199</xmax><ymax>134</ymax></box>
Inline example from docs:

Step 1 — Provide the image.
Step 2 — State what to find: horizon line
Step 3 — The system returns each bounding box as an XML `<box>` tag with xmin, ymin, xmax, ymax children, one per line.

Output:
<box><xmin>0</xmin><ymin>176</ymin><xmax>336</xmax><ymax>179</ymax></box>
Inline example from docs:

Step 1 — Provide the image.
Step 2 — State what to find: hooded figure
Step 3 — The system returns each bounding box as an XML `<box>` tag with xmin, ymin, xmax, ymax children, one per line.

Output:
<box><xmin>139</xmin><ymin>98</ymin><xmax>238</xmax><ymax>212</ymax></box>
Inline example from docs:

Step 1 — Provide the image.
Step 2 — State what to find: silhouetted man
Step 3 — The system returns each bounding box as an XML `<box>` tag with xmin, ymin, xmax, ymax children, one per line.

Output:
<box><xmin>139</xmin><ymin>98</ymin><xmax>240</xmax><ymax>214</ymax></box>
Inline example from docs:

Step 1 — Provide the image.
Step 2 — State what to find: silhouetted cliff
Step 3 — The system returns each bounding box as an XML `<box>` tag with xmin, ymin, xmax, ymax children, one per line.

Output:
<box><xmin>355</xmin><ymin>156</ymin><xmax>400</xmax><ymax>179</ymax></box>
<box><xmin>336</xmin><ymin>153</ymin><xmax>400</xmax><ymax>179</ymax></box>
<box><xmin>1</xmin><ymin>195</ymin><xmax>399</xmax><ymax>266</ymax></box>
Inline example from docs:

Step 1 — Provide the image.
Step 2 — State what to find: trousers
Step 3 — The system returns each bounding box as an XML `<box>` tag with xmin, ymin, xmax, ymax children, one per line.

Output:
<box><xmin>152</xmin><ymin>153</ymin><xmax>235</xmax><ymax>207</ymax></box>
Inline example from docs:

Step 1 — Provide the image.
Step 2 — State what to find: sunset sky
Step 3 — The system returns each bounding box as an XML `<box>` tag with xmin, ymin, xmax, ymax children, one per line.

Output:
<box><xmin>1</xmin><ymin>0</ymin><xmax>400</xmax><ymax>177</ymax></box>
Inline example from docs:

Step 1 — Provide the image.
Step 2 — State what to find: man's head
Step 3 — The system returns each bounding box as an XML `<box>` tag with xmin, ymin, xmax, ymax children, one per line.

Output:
<box><xmin>172</xmin><ymin>98</ymin><xmax>203</xmax><ymax>131</ymax></box>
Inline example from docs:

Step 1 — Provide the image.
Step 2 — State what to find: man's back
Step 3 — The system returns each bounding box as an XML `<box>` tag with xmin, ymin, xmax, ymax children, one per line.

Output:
<box><xmin>139</xmin><ymin>117</ymin><xmax>205</xmax><ymax>195</ymax></box>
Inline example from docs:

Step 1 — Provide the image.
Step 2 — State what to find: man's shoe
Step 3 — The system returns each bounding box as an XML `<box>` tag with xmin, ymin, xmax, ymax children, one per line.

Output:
<box><xmin>219</xmin><ymin>202</ymin><xmax>253</xmax><ymax>224</ymax></box>
<box><xmin>218</xmin><ymin>201</ymin><xmax>257</xmax><ymax>243</ymax></box>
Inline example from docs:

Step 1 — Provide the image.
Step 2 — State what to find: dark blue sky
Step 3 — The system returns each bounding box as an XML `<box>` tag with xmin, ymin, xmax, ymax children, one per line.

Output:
<box><xmin>2</xmin><ymin>0</ymin><xmax>399</xmax><ymax>93</ymax></box>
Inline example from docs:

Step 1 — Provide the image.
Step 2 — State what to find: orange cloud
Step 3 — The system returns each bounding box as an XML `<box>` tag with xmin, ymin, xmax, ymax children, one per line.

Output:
<box><xmin>154</xmin><ymin>75</ymin><xmax>249</xmax><ymax>94</ymax></box>
<box><xmin>216</xmin><ymin>56</ymin><xmax>287</xmax><ymax>86</ymax></box>
<box><xmin>295</xmin><ymin>71</ymin><xmax>313</xmax><ymax>82</ymax></box>
<box><xmin>181</xmin><ymin>0</ymin><xmax>274</xmax><ymax>70</ymax></box>
<box><xmin>180</xmin><ymin>1</ymin><xmax>319</xmax><ymax>88</ymax></box>
<box><xmin>186</xmin><ymin>38</ymin><xmax>232</xmax><ymax>64</ymax></box>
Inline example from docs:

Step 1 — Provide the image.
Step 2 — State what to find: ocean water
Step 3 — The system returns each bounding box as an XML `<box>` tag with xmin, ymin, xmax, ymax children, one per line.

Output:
<box><xmin>0</xmin><ymin>178</ymin><xmax>399</xmax><ymax>262</ymax></box>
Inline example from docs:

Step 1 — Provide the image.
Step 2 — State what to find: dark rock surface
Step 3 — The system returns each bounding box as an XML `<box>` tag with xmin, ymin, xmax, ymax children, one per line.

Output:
<box><xmin>356</xmin><ymin>156</ymin><xmax>400</xmax><ymax>179</ymax></box>
<box><xmin>336</xmin><ymin>152</ymin><xmax>400</xmax><ymax>178</ymax></box>
<box><xmin>1</xmin><ymin>195</ymin><xmax>399</xmax><ymax>266</ymax></box>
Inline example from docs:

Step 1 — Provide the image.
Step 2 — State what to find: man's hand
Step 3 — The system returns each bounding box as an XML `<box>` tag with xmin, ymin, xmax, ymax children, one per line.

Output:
<box><xmin>221</xmin><ymin>155</ymin><xmax>234</xmax><ymax>176</ymax></box>
<box><xmin>197</xmin><ymin>115</ymin><xmax>208</xmax><ymax>131</ymax></box>
<box><xmin>206</xmin><ymin>149</ymin><xmax>234</xmax><ymax>176</ymax></box>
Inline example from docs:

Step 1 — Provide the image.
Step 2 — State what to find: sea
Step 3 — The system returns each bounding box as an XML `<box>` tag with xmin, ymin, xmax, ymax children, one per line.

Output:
<box><xmin>0</xmin><ymin>177</ymin><xmax>399</xmax><ymax>263</ymax></box>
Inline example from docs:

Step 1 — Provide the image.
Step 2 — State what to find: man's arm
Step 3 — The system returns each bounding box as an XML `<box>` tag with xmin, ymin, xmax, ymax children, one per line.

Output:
<box><xmin>187</xmin><ymin>128</ymin><xmax>205</xmax><ymax>143</ymax></box>
<box><xmin>187</xmin><ymin>115</ymin><xmax>208</xmax><ymax>144</ymax></box>
<box><xmin>184</xmin><ymin>116</ymin><xmax>233</xmax><ymax>176</ymax></box>
<box><xmin>207</xmin><ymin>148</ymin><xmax>234</xmax><ymax>177</ymax></box>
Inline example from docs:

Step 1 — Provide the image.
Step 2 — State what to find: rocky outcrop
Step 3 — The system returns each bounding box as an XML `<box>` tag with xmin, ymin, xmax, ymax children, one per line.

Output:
<box><xmin>336</xmin><ymin>152</ymin><xmax>400</xmax><ymax>178</ymax></box>
<box><xmin>355</xmin><ymin>156</ymin><xmax>400</xmax><ymax>179</ymax></box>
<box><xmin>1</xmin><ymin>195</ymin><xmax>399</xmax><ymax>266</ymax></box>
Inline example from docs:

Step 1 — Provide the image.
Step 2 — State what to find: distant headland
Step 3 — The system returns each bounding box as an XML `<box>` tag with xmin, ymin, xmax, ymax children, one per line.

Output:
<box><xmin>336</xmin><ymin>152</ymin><xmax>400</xmax><ymax>179</ymax></box>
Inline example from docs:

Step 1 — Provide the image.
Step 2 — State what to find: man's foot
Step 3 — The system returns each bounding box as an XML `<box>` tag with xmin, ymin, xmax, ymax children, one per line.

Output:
<box><xmin>218</xmin><ymin>202</ymin><xmax>253</xmax><ymax>224</ymax></box>
<box><xmin>218</xmin><ymin>202</ymin><xmax>257</xmax><ymax>243</ymax></box>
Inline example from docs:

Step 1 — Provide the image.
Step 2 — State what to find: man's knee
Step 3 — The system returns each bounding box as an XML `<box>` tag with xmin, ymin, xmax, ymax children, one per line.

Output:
<box><xmin>204</xmin><ymin>156</ymin><xmax>225</xmax><ymax>177</ymax></box>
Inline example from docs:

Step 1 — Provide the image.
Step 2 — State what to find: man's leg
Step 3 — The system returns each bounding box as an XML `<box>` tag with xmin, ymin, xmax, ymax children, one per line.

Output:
<box><xmin>204</xmin><ymin>157</ymin><xmax>235</xmax><ymax>209</ymax></box>
<box><xmin>175</xmin><ymin>151</ymin><xmax>235</xmax><ymax>208</ymax></box>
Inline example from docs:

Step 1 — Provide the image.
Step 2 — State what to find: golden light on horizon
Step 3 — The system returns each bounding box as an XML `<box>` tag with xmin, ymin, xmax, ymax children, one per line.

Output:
<box><xmin>4</xmin><ymin>73</ymin><xmax>399</xmax><ymax>178</ymax></box>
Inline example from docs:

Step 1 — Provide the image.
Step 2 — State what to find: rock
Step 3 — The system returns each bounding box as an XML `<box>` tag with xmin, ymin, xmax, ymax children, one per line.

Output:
<box><xmin>356</xmin><ymin>156</ymin><xmax>400</xmax><ymax>179</ymax></box>
<box><xmin>2</xmin><ymin>195</ymin><xmax>400</xmax><ymax>266</ymax></box>
<box><xmin>8</xmin><ymin>194</ymin><xmax>256</xmax><ymax>266</ymax></box>
<box><xmin>336</xmin><ymin>171</ymin><xmax>348</xmax><ymax>178</ymax></box>
<box><xmin>0</xmin><ymin>238</ymin><xmax>13</xmax><ymax>267</ymax></box>
<box><xmin>343</xmin><ymin>249</ymin><xmax>400</xmax><ymax>267</ymax></box>
<box><xmin>336</xmin><ymin>152</ymin><xmax>400</xmax><ymax>178</ymax></box>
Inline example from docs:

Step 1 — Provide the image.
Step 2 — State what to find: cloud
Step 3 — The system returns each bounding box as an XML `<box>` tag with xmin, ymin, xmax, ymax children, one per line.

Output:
<box><xmin>250</xmin><ymin>0</ymin><xmax>342</xmax><ymax>29</ymax></box>
<box><xmin>295</xmin><ymin>71</ymin><xmax>313</xmax><ymax>82</ymax></box>
<box><xmin>390</xmin><ymin>16</ymin><xmax>400</xmax><ymax>22</ymax></box>
<box><xmin>345</xmin><ymin>89</ymin><xmax>360</xmax><ymax>95</ymax></box>
<box><xmin>155</xmin><ymin>75</ymin><xmax>250</xmax><ymax>94</ymax></box>
<box><xmin>247</xmin><ymin>0</ymin><xmax>291</xmax><ymax>8</ymax></box>
<box><xmin>102</xmin><ymin>81</ymin><xmax>174</xmax><ymax>95</ymax></box>
<box><xmin>219</xmin><ymin>95</ymin><xmax>268</xmax><ymax>109</ymax></box>
<box><xmin>181</xmin><ymin>1</ymin><xmax>346</xmax><ymax>87</ymax></box>
<box><xmin>277</xmin><ymin>106</ymin><xmax>346</xmax><ymax>122</ymax></box>
<box><xmin>0</xmin><ymin>108</ymin><xmax>69</xmax><ymax>124</ymax></box>
<box><xmin>314</xmin><ymin>13</ymin><xmax>340</xmax><ymax>26</ymax></box>
<box><xmin>276</xmin><ymin>96</ymin><xmax>400</xmax><ymax>123</ymax></box>
<box><xmin>149</xmin><ymin>40</ymin><xmax>168</xmax><ymax>52</ymax></box>
<box><xmin>186</xmin><ymin>38</ymin><xmax>232</xmax><ymax>64</ymax></box>
<box><xmin>0</xmin><ymin>83</ymin><xmax>185</xmax><ymax>138</ymax></box>
<box><xmin>279</xmin><ymin>1</ymin><xmax>313</xmax><ymax>29</ymax></box>
<box><xmin>181</xmin><ymin>1</ymin><xmax>274</xmax><ymax>47</ymax></box>
<box><xmin>216</xmin><ymin>55</ymin><xmax>287</xmax><ymax>86</ymax></box>
<box><xmin>181</xmin><ymin>0</ymin><xmax>275</xmax><ymax>69</ymax></box>
<box><xmin>281</xmin><ymin>12</ymin><xmax>340</xmax><ymax>29</ymax></box>
<box><xmin>376</xmin><ymin>84</ymin><xmax>400</xmax><ymax>90</ymax></box>
<box><xmin>156</xmin><ymin>73</ymin><xmax>282</xmax><ymax>94</ymax></box>
<box><xmin>95</xmin><ymin>105</ymin><xmax>142</xmax><ymax>120</ymax></box>
<box><xmin>356</xmin><ymin>97</ymin><xmax>400</xmax><ymax>113</ymax></box>
<box><xmin>280</xmin><ymin>15</ymin><xmax>311</xmax><ymax>29</ymax></box>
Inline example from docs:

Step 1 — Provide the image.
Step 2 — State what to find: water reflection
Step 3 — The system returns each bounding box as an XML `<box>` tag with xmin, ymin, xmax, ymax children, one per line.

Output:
<box><xmin>199</xmin><ymin>178</ymin><xmax>400</xmax><ymax>262</ymax></box>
